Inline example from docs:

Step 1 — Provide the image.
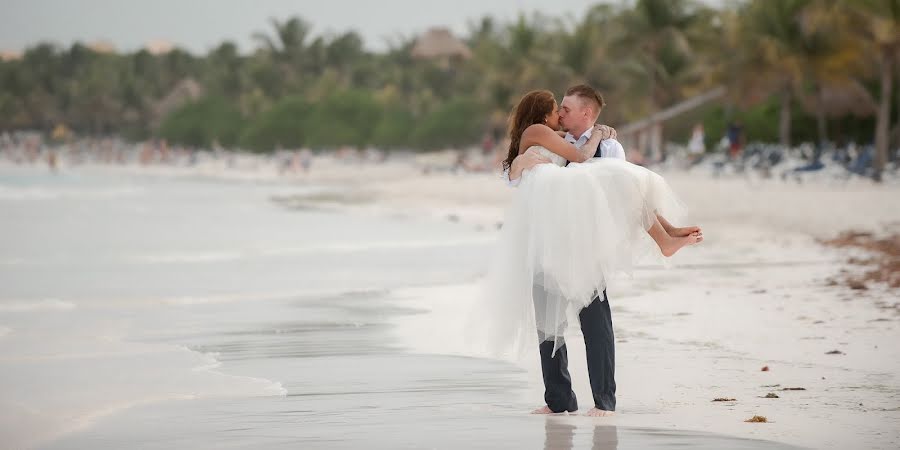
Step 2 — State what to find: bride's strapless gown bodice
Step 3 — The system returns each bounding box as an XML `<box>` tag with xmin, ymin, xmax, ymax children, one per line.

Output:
<box><xmin>528</xmin><ymin>146</ymin><xmax>568</xmax><ymax>167</ymax></box>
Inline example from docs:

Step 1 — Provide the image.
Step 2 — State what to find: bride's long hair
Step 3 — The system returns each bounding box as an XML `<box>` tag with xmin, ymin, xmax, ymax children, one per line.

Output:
<box><xmin>503</xmin><ymin>90</ymin><xmax>556</xmax><ymax>172</ymax></box>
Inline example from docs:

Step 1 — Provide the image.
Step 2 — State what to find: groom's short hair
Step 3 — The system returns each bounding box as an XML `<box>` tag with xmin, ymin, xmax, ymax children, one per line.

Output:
<box><xmin>565</xmin><ymin>84</ymin><xmax>605</xmax><ymax>118</ymax></box>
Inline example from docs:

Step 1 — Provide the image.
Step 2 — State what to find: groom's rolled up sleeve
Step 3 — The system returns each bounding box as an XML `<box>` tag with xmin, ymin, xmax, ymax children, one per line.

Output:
<box><xmin>600</xmin><ymin>139</ymin><xmax>626</xmax><ymax>160</ymax></box>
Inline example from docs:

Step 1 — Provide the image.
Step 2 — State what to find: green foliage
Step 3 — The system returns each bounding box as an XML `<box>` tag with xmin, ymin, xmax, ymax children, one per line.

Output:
<box><xmin>701</xmin><ymin>101</ymin><xmax>780</xmax><ymax>147</ymax></box>
<box><xmin>158</xmin><ymin>96</ymin><xmax>243</xmax><ymax>147</ymax></box>
<box><xmin>410</xmin><ymin>98</ymin><xmax>486</xmax><ymax>150</ymax></box>
<box><xmin>0</xmin><ymin>1</ymin><xmax>895</xmax><ymax>155</ymax></box>
<box><xmin>700</xmin><ymin>96</ymin><xmax>861</xmax><ymax>148</ymax></box>
<box><xmin>238</xmin><ymin>96</ymin><xmax>310</xmax><ymax>152</ymax></box>
<box><xmin>302</xmin><ymin>90</ymin><xmax>382</xmax><ymax>148</ymax></box>
<box><xmin>371</xmin><ymin>107</ymin><xmax>414</xmax><ymax>149</ymax></box>
<box><xmin>237</xmin><ymin>90</ymin><xmax>384</xmax><ymax>152</ymax></box>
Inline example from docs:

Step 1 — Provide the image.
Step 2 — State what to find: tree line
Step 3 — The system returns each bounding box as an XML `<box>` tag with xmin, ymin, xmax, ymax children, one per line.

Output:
<box><xmin>0</xmin><ymin>0</ymin><xmax>897</xmax><ymax>176</ymax></box>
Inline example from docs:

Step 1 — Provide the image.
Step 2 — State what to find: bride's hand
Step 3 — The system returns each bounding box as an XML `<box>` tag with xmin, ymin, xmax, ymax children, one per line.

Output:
<box><xmin>509</xmin><ymin>151</ymin><xmax>551</xmax><ymax>182</ymax></box>
<box><xmin>576</xmin><ymin>125</ymin><xmax>614</xmax><ymax>161</ymax></box>
<box><xmin>592</xmin><ymin>124</ymin><xmax>617</xmax><ymax>140</ymax></box>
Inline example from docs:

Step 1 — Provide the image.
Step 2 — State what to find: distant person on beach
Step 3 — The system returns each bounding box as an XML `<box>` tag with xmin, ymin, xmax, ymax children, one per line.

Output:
<box><xmin>485</xmin><ymin>86</ymin><xmax>702</xmax><ymax>418</ymax></box>
<box><xmin>727</xmin><ymin>122</ymin><xmax>743</xmax><ymax>159</ymax></box>
<box><xmin>688</xmin><ymin>123</ymin><xmax>705</xmax><ymax>164</ymax></box>
<box><xmin>47</xmin><ymin>150</ymin><xmax>58</xmax><ymax>173</ymax></box>
<box><xmin>299</xmin><ymin>149</ymin><xmax>313</xmax><ymax>172</ymax></box>
<box><xmin>481</xmin><ymin>132</ymin><xmax>496</xmax><ymax>156</ymax></box>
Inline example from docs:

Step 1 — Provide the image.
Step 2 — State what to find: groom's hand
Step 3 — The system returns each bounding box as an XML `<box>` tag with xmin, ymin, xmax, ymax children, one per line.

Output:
<box><xmin>594</xmin><ymin>124</ymin><xmax>617</xmax><ymax>140</ymax></box>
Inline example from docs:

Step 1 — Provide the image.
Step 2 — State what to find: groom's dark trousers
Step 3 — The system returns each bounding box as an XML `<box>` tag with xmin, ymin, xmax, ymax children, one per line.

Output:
<box><xmin>537</xmin><ymin>288</ymin><xmax>616</xmax><ymax>413</ymax></box>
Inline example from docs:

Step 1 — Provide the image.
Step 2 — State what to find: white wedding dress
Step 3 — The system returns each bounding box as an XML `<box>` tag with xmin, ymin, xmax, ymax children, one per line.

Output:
<box><xmin>472</xmin><ymin>146</ymin><xmax>688</xmax><ymax>359</ymax></box>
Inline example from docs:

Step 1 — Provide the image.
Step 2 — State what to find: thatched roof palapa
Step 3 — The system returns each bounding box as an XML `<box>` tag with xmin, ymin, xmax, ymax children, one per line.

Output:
<box><xmin>411</xmin><ymin>27</ymin><xmax>472</xmax><ymax>60</ymax></box>
<box><xmin>152</xmin><ymin>78</ymin><xmax>204</xmax><ymax>128</ymax></box>
<box><xmin>801</xmin><ymin>81</ymin><xmax>877</xmax><ymax>118</ymax></box>
<box><xmin>144</xmin><ymin>39</ymin><xmax>174</xmax><ymax>55</ymax></box>
<box><xmin>87</xmin><ymin>40</ymin><xmax>117</xmax><ymax>54</ymax></box>
<box><xmin>0</xmin><ymin>50</ymin><xmax>22</xmax><ymax>61</ymax></box>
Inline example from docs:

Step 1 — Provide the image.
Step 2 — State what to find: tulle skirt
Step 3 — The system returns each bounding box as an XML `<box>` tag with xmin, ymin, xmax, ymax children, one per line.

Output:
<box><xmin>470</xmin><ymin>158</ymin><xmax>688</xmax><ymax>359</ymax></box>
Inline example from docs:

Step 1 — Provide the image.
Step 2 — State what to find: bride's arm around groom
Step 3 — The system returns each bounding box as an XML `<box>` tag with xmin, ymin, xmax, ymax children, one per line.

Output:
<box><xmin>506</xmin><ymin>124</ymin><xmax>619</xmax><ymax>185</ymax></box>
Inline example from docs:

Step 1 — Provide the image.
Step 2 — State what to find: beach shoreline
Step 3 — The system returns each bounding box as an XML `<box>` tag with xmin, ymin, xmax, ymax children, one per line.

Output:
<box><xmin>2</xmin><ymin>159</ymin><xmax>898</xmax><ymax>449</ymax></box>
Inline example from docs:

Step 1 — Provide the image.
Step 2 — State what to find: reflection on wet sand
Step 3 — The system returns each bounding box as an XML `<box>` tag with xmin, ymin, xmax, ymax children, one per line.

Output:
<box><xmin>544</xmin><ymin>419</ymin><xmax>618</xmax><ymax>450</ymax></box>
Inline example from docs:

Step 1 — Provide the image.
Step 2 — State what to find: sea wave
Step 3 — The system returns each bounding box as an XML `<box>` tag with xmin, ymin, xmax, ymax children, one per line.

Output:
<box><xmin>128</xmin><ymin>251</ymin><xmax>245</xmax><ymax>264</ymax></box>
<box><xmin>158</xmin><ymin>286</ymin><xmax>381</xmax><ymax>306</ymax></box>
<box><xmin>0</xmin><ymin>185</ymin><xmax>143</xmax><ymax>201</ymax></box>
<box><xmin>125</xmin><ymin>237</ymin><xmax>492</xmax><ymax>266</ymax></box>
<box><xmin>259</xmin><ymin>237</ymin><xmax>494</xmax><ymax>256</ymax></box>
<box><xmin>1</xmin><ymin>333</ymin><xmax>287</xmax><ymax>449</ymax></box>
<box><xmin>0</xmin><ymin>299</ymin><xmax>76</xmax><ymax>312</ymax></box>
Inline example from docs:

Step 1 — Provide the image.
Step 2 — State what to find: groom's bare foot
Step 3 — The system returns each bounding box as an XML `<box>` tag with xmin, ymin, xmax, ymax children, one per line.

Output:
<box><xmin>668</xmin><ymin>225</ymin><xmax>701</xmax><ymax>238</ymax></box>
<box><xmin>661</xmin><ymin>232</ymin><xmax>703</xmax><ymax>257</ymax></box>
<box><xmin>586</xmin><ymin>408</ymin><xmax>615</xmax><ymax>417</ymax></box>
<box><xmin>531</xmin><ymin>405</ymin><xmax>572</xmax><ymax>414</ymax></box>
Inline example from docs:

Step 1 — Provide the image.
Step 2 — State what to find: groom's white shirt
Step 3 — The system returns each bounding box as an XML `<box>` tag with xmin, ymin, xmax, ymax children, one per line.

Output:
<box><xmin>505</xmin><ymin>132</ymin><xmax>626</xmax><ymax>187</ymax></box>
<box><xmin>565</xmin><ymin>128</ymin><xmax>627</xmax><ymax>160</ymax></box>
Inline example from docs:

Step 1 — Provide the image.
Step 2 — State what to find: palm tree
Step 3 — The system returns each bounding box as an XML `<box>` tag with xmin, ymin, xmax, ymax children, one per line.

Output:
<box><xmin>71</xmin><ymin>52</ymin><xmax>124</xmax><ymax>134</ymax></box>
<box><xmin>252</xmin><ymin>17</ymin><xmax>311</xmax><ymax>64</ymax></box>
<box><xmin>895</xmin><ymin>47</ymin><xmax>900</xmax><ymax>149</ymax></box>
<box><xmin>841</xmin><ymin>0</ymin><xmax>900</xmax><ymax>181</ymax></box>
<box><xmin>560</xmin><ymin>6</ymin><xmax>618</xmax><ymax>76</ymax></box>
<box><xmin>797</xmin><ymin>1</ymin><xmax>868</xmax><ymax>146</ymax></box>
<box><xmin>325</xmin><ymin>31</ymin><xmax>367</xmax><ymax>85</ymax></box>
<box><xmin>252</xmin><ymin>16</ymin><xmax>314</xmax><ymax>95</ymax></box>
<box><xmin>206</xmin><ymin>42</ymin><xmax>244</xmax><ymax>99</ymax></box>
<box><xmin>20</xmin><ymin>43</ymin><xmax>65</xmax><ymax>131</ymax></box>
<box><xmin>723</xmin><ymin>0</ymin><xmax>830</xmax><ymax>147</ymax></box>
<box><xmin>613</xmin><ymin>0</ymin><xmax>706</xmax><ymax>115</ymax></box>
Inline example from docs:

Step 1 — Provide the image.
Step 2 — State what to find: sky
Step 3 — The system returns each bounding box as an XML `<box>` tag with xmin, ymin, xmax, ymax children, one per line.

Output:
<box><xmin>1</xmin><ymin>0</ymin><xmax>726</xmax><ymax>54</ymax></box>
<box><xmin>0</xmin><ymin>0</ymin><xmax>630</xmax><ymax>54</ymax></box>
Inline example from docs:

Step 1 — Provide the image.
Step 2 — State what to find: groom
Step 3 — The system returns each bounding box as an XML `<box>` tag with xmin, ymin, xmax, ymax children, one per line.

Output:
<box><xmin>508</xmin><ymin>84</ymin><xmax>624</xmax><ymax>417</ymax></box>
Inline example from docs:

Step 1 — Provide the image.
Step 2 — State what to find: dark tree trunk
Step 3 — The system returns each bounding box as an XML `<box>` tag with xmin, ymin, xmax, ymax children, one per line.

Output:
<box><xmin>873</xmin><ymin>50</ymin><xmax>893</xmax><ymax>182</ymax></box>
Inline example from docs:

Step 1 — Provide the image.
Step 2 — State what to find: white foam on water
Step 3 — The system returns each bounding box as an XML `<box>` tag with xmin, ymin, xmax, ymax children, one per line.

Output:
<box><xmin>127</xmin><ymin>250</ymin><xmax>245</xmax><ymax>264</ymax></box>
<box><xmin>258</xmin><ymin>237</ymin><xmax>495</xmax><ymax>256</ymax></box>
<box><xmin>0</xmin><ymin>185</ymin><xmax>143</xmax><ymax>201</ymax></box>
<box><xmin>0</xmin><ymin>299</ymin><xmax>76</xmax><ymax>312</ymax></box>
<box><xmin>113</xmin><ymin>238</ymin><xmax>491</xmax><ymax>266</ymax></box>
<box><xmin>0</xmin><ymin>257</ymin><xmax>27</xmax><ymax>266</ymax></box>
<box><xmin>157</xmin><ymin>286</ymin><xmax>352</xmax><ymax>306</ymax></box>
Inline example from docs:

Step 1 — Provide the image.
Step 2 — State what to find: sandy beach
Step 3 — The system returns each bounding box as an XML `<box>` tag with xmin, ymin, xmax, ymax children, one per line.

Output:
<box><xmin>1</xmin><ymin>155</ymin><xmax>898</xmax><ymax>449</ymax></box>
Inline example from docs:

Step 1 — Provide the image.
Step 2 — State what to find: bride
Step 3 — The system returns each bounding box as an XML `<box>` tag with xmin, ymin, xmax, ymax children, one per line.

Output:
<box><xmin>479</xmin><ymin>89</ymin><xmax>703</xmax><ymax>360</ymax></box>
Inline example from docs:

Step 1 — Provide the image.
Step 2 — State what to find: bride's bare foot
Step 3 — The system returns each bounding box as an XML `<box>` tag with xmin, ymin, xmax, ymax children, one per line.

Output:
<box><xmin>586</xmin><ymin>407</ymin><xmax>615</xmax><ymax>417</ymax></box>
<box><xmin>660</xmin><ymin>231</ymin><xmax>703</xmax><ymax>257</ymax></box>
<box><xmin>668</xmin><ymin>225</ymin><xmax>701</xmax><ymax>238</ymax></box>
